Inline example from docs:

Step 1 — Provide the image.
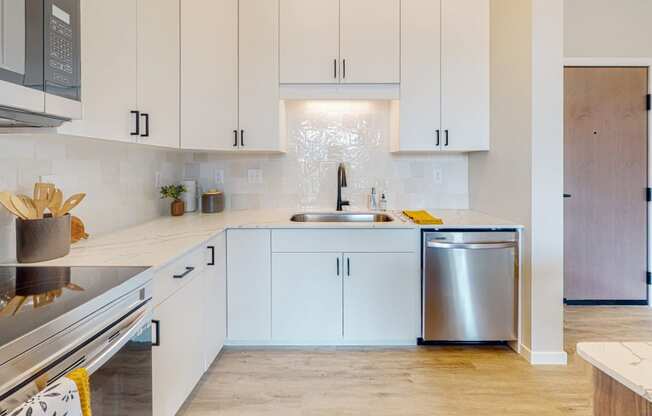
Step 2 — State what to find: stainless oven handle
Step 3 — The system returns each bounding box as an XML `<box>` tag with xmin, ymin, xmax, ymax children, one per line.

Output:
<box><xmin>85</xmin><ymin>306</ymin><xmax>152</xmax><ymax>375</ymax></box>
<box><xmin>426</xmin><ymin>241</ymin><xmax>516</xmax><ymax>250</ymax></box>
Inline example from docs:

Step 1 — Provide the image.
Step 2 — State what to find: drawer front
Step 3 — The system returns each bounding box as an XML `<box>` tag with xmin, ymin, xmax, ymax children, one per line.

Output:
<box><xmin>272</xmin><ymin>229</ymin><xmax>419</xmax><ymax>253</ymax></box>
<box><xmin>153</xmin><ymin>244</ymin><xmax>208</xmax><ymax>306</ymax></box>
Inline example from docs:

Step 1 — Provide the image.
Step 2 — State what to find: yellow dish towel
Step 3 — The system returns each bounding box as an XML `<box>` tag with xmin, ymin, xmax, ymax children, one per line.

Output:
<box><xmin>67</xmin><ymin>368</ymin><xmax>92</xmax><ymax>416</ymax></box>
<box><xmin>403</xmin><ymin>210</ymin><xmax>444</xmax><ymax>225</ymax></box>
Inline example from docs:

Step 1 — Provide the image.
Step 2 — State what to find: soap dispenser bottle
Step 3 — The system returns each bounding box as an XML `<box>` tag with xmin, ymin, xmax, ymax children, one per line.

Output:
<box><xmin>379</xmin><ymin>192</ymin><xmax>388</xmax><ymax>211</ymax></box>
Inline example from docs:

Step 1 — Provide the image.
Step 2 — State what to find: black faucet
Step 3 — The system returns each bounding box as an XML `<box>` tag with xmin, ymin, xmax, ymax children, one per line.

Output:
<box><xmin>337</xmin><ymin>163</ymin><xmax>350</xmax><ymax>211</ymax></box>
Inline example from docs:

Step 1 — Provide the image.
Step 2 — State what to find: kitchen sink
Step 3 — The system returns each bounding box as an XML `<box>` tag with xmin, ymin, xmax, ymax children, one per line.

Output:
<box><xmin>290</xmin><ymin>212</ymin><xmax>394</xmax><ymax>223</ymax></box>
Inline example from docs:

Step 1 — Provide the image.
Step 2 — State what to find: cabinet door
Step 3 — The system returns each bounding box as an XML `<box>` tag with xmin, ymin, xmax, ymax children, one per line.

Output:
<box><xmin>204</xmin><ymin>233</ymin><xmax>226</xmax><ymax>369</ymax></box>
<box><xmin>343</xmin><ymin>253</ymin><xmax>420</xmax><ymax>342</ymax></box>
<box><xmin>238</xmin><ymin>0</ymin><xmax>281</xmax><ymax>151</ymax></box>
<box><xmin>398</xmin><ymin>0</ymin><xmax>442</xmax><ymax>152</ymax></box>
<box><xmin>153</xmin><ymin>272</ymin><xmax>205</xmax><ymax>416</ymax></box>
<box><xmin>59</xmin><ymin>0</ymin><xmax>138</xmax><ymax>142</ymax></box>
<box><xmin>180</xmin><ymin>0</ymin><xmax>238</xmax><ymax>151</ymax></box>
<box><xmin>279</xmin><ymin>0</ymin><xmax>340</xmax><ymax>84</ymax></box>
<box><xmin>441</xmin><ymin>0</ymin><xmax>490</xmax><ymax>151</ymax></box>
<box><xmin>227</xmin><ymin>229</ymin><xmax>271</xmax><ymax>341</ymax></box>
<box><xmin>340</xmin><ymin>0</ymin><xmax>400</xmax><ymax>84</ymax></box>
<box><xmin>272</xmin><ymin>253</ymin><xmax>343</xmax><ymax>342</ymax></box>
<box><xmin>137</xmin><ymin>0</ymin><xmax>180</xmax><ymax>148</ymax></box>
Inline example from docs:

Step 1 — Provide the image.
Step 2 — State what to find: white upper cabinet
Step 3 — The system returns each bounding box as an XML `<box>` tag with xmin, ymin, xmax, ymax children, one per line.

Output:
<box><xmin>441</xmin><ymin>0</ymin><xmax>490</xmax><ymax>152</ymax></box>
<box><xmin>280</xmin><ymin>0</ymin><xmax>340</xmax><ymax>84</ymax></box>
<box><xmin>279</xmin><ymin>0</ymin><xmax>400</xmax><ymax>85</ymax></box>
<box><xmin>397</xmin><ymin>0</ymin><xmax>442</xmax><ymax>151</ymax></box>
<box><xmin>340</xmin><ymin>0</ymin><xmax>400</xmax><ymax>84</ymax></box>
<box><xmin>59</xmin><ymin>0</ymin><xmax>138</xmax><ymax>142</ymax></box>
<box><xmin>180</xmin><ymin>0</ymin><xmax>238</xmax><ymax>151</ymax></box>
<box><xmin>238</xmin><ymin>0</ymin><xmax>281</xmax><ymax>151</ymax></box>
<box><xmin>136</xmin><ymin>0</ymin><xmax>180</xmax><ymax>149</ymax></box>
<box><xmin>393</xmin><ymin>0</ymin><xmax>490</xmax><ymax>153</ymax></box>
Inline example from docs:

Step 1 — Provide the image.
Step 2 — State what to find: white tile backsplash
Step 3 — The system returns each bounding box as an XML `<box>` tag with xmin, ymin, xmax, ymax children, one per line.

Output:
<box><xmin>0</xmin><ymin>134</ymin><xmax>183</xmax><ymax>262</ymax></box>
<box><xmin>183</xmin><ymin>100</ymin><xmax>470</xmax><ymax>211</ymax></box>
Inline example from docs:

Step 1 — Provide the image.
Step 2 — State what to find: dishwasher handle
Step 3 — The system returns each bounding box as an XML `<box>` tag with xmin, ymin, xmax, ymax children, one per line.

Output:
<box><xmin>426</xmin><ymin>241</ymin><xmax>516</xmax><ymax>250</ymax></box>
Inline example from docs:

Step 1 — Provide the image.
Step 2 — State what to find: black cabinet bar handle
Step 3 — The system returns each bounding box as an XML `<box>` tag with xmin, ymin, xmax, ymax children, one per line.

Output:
<box><xmin>334</xmin><ymin>59</ymin><xmax>337</xmax><ymax>79</ymax></box>
<box><xmin>337</xmin><ymin>257</ymin><xmax>340</xmax><ymax>276</ymax></box>
<box><xmin>152</xmin><ymin>320</ymin><xmax>160</xmax><ymax>346</ymax></box>
<box><xmin>347</xmin><ymin>258</ymin><xmax>350</xmax><ymax>276</ymax></box>
<box><xmin>130</xmin><ymin>110</ymin><xmax>140</xmax><ymax>136</ymax></box>
<box><xmin>233</xmin><ymin>130</ymin><xmax>238</xmax><ymax>147</ymax></box>
<box><xmin>240</xmin><ymin>130</ymin><xmax>244</xmax><ymax>147</ymax></box>
<box><xmin>207</xmin><ymin>246</ymin><xmax>215</xmax><ymax>266</ymax></box>
<box><xmin>436</xmin><ymin>130</ymin><xmax>440</xmax><ymax>146</ymax></box>
<box><xmin>563</xmin><ymin>194</ymin><xmax>572</xmax><ymax>198</ymax></box>
<box><xmin>343</xmin><ymin>59</ymin><xmax>346</xmax><ymax>79</ymax></box>
<box><xmin>140</xmin><ymin>113</ymin><xmax>150</xmax><ymax>137</ymax></box>
<box><xmin>173</xmin><ymin>266</ymin><xmax>195</xmax><ymax>279</ymax></box>
<box><xmin>444</xmin><ymin>130</ymin><xmax>449</xmax><ymax>146</ymax></box>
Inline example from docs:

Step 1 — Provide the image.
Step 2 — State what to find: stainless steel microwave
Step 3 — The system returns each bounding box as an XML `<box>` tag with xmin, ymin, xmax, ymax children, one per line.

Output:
<box><xmin>0</xmin><ymin>0</ymin><xmax>81</xmax><ymax>127</ymax></box>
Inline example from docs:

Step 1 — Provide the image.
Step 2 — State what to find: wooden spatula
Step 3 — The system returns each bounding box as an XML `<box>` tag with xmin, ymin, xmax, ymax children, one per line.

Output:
<box><xmin>0</xmin><ymin>192</ymin><xmax>26</xmax><ymax>219</ymax></box>
<box><xmin>48</xmin><ymin>189</ymin><xmax>63</xmax><ymax>216</ymax></box>
<box><xmin>10</xmin><ymin>195</ymin><xmax>35</xmax><ymax>220</ymax></box>
<box><xmin>17</xmin><ymin>195</ymin><xmax>38</xmax><ymax>219</ymax></box>
<box><xmin>33</xmin><ymin>183</ymin><xmax>55</xmax><ymax>219</ymax></box>
<box><xmin>59</xmin><ymin>193</ymin><xmax>86</xmax><ymax>217</ymax></box>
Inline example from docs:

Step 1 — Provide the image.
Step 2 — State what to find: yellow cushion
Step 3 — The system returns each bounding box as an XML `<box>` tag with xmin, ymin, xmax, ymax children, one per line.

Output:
<box><xmin>403</xmin><ymin>210</ymin><xmax>444</xmax><ymax>225</ymax></box>
<box><xmin>67</xmin><ymin>368</ymin><xmax>92</xmax><ymax>416</ymax></box>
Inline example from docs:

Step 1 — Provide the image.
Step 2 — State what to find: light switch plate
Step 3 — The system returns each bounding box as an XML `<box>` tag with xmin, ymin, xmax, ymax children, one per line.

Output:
<box><xmin>247</xmin><ymin>169</ymin><xmax>263</xmax><ymax>184</ymax></box>
<box><xmin>214</xmin><ymin>169</ymin><xmax>225</xmax><ymax>185</ymax></box>
<box><xmin>154</xmin><ymin>172</ymin><xmax>161</xmax><ymax>188</ymax></box>
<box><xmin>433</xmin><ymin>168</ymin><xmax>443</xmax><ymax>185</ymax></box>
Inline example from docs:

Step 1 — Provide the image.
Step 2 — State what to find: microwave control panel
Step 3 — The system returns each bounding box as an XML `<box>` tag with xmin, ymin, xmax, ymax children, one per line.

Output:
<box><xmin>44</xmin><ymin>0</ymin><xmax>80</xmax><ymax>101</ymax></box>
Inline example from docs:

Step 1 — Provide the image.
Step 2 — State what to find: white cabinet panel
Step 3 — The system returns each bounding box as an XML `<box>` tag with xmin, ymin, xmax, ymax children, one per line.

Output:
<box><xmin>272</xmin><ymin>253</ymin><xmax>343</xmax><ymax>342</ymax></box>
<box><xmin>180</xmin><ymin>0</ymin><xmax>238</xmax><ymax>151</ymax></box>
<box><xmin>280</xmin><ymin>0</ymin><xmax>340</xmax><ymax>84</ymax></box>
<box><xmin>343</xmin><ymin>253</ymin><xmax>420</xmax><ymax>342</ymax></box>
<box><xmin>398</xmin><ymin>0</ymin><xmax>442</xmax><ymax>151</ymax></box>
<box><xmin>340</xmin><ymin>0</ymin><xmax>400</xmax><ymax>84</ymax></box>
<box><xmin>153</xmin><ymin>271</ymin><xmax>205</xmax><ymax>416</ymax></box>
<box><xmin>227</xmin><ymin>229</ymin><xmax>271</xmax><ymax>341</ymax></box>
<box><xmin>238</xmin><ymin>0</ymin><xmax>281</xmax><ymax>151</ymax></box>
<box><xmin>441</xmin><ymin>0</ymin><xmax>490</xmax><ymax>151</ymax></box>
<box><xmin>137</xmin><ymin>0</ymin><xmax>180</xmax><ymax>148</ymax></box>
<box><xmin>204</xmin><ymin>233</ymin><xmax>226</xmax><ymax>368</ymax></box>
<box><xmin>59</xmin><ymin>0</ymin><xmax>137</xmax><ymax>141</ymax></box>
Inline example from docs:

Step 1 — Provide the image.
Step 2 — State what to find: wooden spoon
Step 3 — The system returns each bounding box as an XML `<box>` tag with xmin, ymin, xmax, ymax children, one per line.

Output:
<box><xmin>59</xmin><ymin>193</ymin><xmax>86</xmax><ymax>217</ymax></box>
<box><xmin>17</xmin><ymin>195</ymin><xmax>38</xmax><ymax>219</ymax></box>
<box><xmin>33</xmin><ymin>183</ymin><xmax>54</xmax><ymax>219</ymax></box>
<box><xmin>0</xmin><ymin>192</ymin><xmax>26</xmax><ymax>219</ymax></box>
<box><xmin>10</xmin><ymin>195</ymin><xmax>35</xmax><ymax>220</ymax></box>
<box><xmin>48</xmin><ymin>189</ymin><xmax>63</xmax><ymax>216</ymax></box>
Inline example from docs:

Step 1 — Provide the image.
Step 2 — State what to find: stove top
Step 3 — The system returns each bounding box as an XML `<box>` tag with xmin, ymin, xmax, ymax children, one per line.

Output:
<box><xmin>0</xmin><ymin>266</ymin><xmax>150</xmax><ymax>349</ymax></box>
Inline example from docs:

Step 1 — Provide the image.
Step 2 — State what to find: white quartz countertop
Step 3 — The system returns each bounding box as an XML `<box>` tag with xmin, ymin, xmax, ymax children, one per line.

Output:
<box><xmin>7</xmin><ymin>209</ymin><xmax>521</xmax><ymax>269</ymax></box>
<box><xmin>577</xmin><ymin>342</ymin><xmax>652</xmax><ymax>402</ymax></box>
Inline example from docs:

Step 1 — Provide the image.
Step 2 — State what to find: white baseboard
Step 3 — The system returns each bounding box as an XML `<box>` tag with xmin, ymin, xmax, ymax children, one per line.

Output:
<box><xmin>520</xmin><ymin>344</ymin><xmax>568</xmax><ymax>365</ymax></box>
<box><xmin>225</xmin><ymin>339</ymin><xmax>418</xmax><ymax>347</ymax></box>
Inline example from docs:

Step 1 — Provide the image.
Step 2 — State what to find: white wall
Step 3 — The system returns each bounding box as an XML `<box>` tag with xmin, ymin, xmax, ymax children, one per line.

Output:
<box><xmin>185</xmin><ymin>101</ymin><xmax>470</xmax><ymax>211</ymax></box>
<box><xmin>565</xmin><ymin>0</ymin><xmax>652</xmax><ymax>58</ymax></box>
<box><xmin>0</xmin><ymin>134</ymin><xmax>183</xmax><ymax>262</ymax></box>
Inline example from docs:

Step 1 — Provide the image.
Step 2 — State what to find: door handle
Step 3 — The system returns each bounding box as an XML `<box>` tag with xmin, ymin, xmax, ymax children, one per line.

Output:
<box><xmin>130</xmin><ymin>110</ymin><xmax>140</xmax><ymax>136</ymax></box>
<box><xmin>337</xmin><ymin>257</ymin><xmax>340</xmax><ymax>276</ymax></box>
<box><xmin>563</xmin><ymin>194</ymin><xmax>572</xmax><ymax>198</ymax></box>
<box><xmin>140</xmin><ymin>113</ymin><xmax>150</xmax><ymax>137</ymax></box>
<box><xmin>173</xmin><ymin>266</ymin><xmax>195</xmax><ymax>279</ymax></box>
<box><xmin>427</xmin><ymin>241</ymin><xmax>516</xmax><ymax>250</ymax></box>
<box><xmin>233</xmin><ymin>130</ymin><xmax>238</xmax><ymax>147</ymax></box>
<box><xmin>334</xmin><ymin>59</ymin><xmax>337</xmax><ymax>79</ymax></box>
<box><xmin>444</xmin><ymin>130</ymin><xmax>449</xmax><ymax>146</ymax></box>
<box><xmin>207</xmin><ymin>246</ymin><xmax>215</xmax><ymax>266</ymax></box>
<box><xmin>240</xmin><ymin>130</ymin><xmax>244</xmax><ymax>147</ymax></box>
<box><xmin>436</xmin><ymin>130</ymin><xmax>440</xmax><ymax>146</ymax></box>
<box><xmin>342</xmin><ymin>59</ymin><xmax>346</xmax><ymax>79</ymax></box>
<box><xmin>152</xmin><ymin>319</ymin><xmax>160</xmax><ymax>347</ymax></box>
<box><xmin>346</xmin><ymin>258</ymin><xmax>350</xmax><ymax>276</ymax></box>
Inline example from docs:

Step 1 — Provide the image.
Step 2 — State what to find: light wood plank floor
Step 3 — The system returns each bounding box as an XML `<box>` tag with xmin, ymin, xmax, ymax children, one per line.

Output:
<box><xmin>179</xmin><ymin>307</ymin><xmax>652</xmax><ymax>416</ymax></box>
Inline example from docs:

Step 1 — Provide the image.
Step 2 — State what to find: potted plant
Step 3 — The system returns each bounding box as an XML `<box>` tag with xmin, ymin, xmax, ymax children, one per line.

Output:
<box><xmin>160</xmin><ymin>184</ymin><xmax>187</xmax><ymax>217</ymax></box>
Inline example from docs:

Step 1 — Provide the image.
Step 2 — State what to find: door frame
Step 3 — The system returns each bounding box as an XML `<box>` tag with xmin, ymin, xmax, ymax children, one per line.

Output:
<box><xmin>564</xmin><ymin>58</ymin><xmax>652</xmax><ymax>307</ymax></box>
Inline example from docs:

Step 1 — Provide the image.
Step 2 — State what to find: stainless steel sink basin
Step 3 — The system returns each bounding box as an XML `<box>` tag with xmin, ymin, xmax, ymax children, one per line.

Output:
<box><xmin>290</xmin><ymin>212</ymin><xmax>394</xmax><ymax>223</ymax></box>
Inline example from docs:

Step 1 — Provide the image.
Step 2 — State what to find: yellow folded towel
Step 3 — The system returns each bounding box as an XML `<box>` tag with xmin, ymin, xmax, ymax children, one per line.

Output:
<box><xmin>67</xmin><ymin>368</ymin><xmax>92</xmax><ymax>416</ymax></box>
<box><xmin>403</xmin><ymin>210</ymin><xmax>444</xmax><ymax>225</ymax></box>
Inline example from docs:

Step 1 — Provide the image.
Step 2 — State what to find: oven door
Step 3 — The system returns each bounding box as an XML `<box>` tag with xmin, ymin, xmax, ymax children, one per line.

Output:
<box><xmin>0</xmin><ymin>0</ymin><xmax>46</xmax><ymax>114</ymax></box>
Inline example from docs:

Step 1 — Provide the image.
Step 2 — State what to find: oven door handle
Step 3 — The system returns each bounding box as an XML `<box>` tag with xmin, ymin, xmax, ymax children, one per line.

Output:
<box><xmin>426</xmin><ymin>241</ymin><xmax>516</xmax><ymax>250</ymax></box>
<box><xmin>85</xmin><ymin>307</ymin><xmax>152</xmax><ymax>375</ymax></box>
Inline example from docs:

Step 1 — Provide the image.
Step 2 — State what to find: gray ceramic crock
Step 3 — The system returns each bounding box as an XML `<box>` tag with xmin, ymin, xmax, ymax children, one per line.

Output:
<box><xmin>16</xmin><ymin>214</ymin><xmax>71</xmax><ymax>263</ymax></box>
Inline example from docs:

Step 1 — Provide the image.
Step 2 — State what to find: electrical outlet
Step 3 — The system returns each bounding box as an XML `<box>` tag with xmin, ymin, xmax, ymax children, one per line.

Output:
<box><xmin>214</xmin><ymin>169</ymin><xmax>225</xmax><ymax>185</ymax></box>
<box><xmin>433</xmin><ymin>168</ymin><xmax>443</xmax><ymax>185</ymax></box>
<box><xmin>247</xmin><ymin>169</ymin><xmax>263</xmax><ymax>184</ymax></box>
<box><xmin>154</xmin><ymin>172</ymin><xmax>162</xmax><ymax>188</ymax></box>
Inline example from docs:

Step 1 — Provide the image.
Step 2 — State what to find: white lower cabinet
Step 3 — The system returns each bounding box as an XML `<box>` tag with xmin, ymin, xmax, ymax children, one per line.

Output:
<box><xmin>204</xmin><ymin>233</ymin><xmax>227</xmax><ymax>369</ymax></box>
<box><xmin>152</xmin><ymin>269</ymin><xmax>205</xmax><ymax>416</ymax></box>
<box><xmin>272</xmin><ymin>253</ymin><xmax>343</xmax><ymax>342</ymax></box>
<box><xmin>343</xmin><ymin>253</ymin><xmax>420</xmax><ymax>342</ymax></box>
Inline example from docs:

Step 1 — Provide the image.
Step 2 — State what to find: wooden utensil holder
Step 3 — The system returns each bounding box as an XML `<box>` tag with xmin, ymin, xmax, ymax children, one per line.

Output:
<box><xmin>16</xmin><ymin>214</ymin><xmax>71</xmax><ymax>263</ymax></box>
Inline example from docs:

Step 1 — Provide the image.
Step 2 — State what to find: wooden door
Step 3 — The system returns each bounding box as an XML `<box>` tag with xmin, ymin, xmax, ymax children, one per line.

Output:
<box><xmin>279</xmin><ymin>0</ymin><xmax>340</xmax><ymax>84</ymax></box>
<box><xmin>180</xmin><ymin>0</ymin><xmax>238</xmax><ymax>151</ymax></box>
<box><xmin>440</xmin><ymin>0</ymin><xmax>490</xmax><ymax>151</ymax></box>
<box><xmin>564</xmin><ymin>67</ymin><xmax>648</xmax><ymax>301</ymax></box>
<box><xmin>60</xmin><ymin>0</ymin><xmax>138</xmax><ymax>142</ymax></box>
<box><xmin>238</xmin><ymin>0</ymin><xmax>281</xmax><ymax>151</ymax></box>
<box><xmin>398</xmin><ymin>0</ymin><xmax>442</xmax><ymax>152</ymax></box>
<box><xmin>340</xmin><ymin>0</ymin><xmax>400</xmax><ymax>84</ymax></box>
<box><xmin>343</xmin><ymin>252</ymin><xmax>420</xmax><ymax>342</ymax></box>
<box><xmin>137</xmin><ymin>0</ymin><xmax>180</xmax><ymax>148</ymax></box>
<box><xmin>271</xmin><ymin>253</ymin><xmax>343</xmax><ymax>342</ymax></box>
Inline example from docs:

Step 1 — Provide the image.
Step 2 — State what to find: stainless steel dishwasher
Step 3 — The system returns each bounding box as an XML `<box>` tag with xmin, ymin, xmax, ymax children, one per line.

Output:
<box><xmin>421</xmin><ymin>230</ymin><xmax>519</xmax><ymax>343</ymax></box>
